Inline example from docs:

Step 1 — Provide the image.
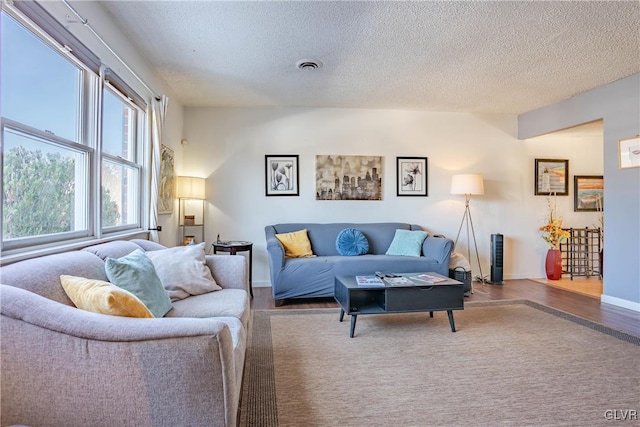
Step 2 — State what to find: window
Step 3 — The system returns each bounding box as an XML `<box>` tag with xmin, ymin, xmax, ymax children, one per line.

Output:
<box><xmin>2</xmin><ymin>125</ymin><xmax>90</xmax><ymax>243</ymax></box>
<box><xmin>1</xmin><ymin>4</ymin><xmax>147</xmax><ymax>257</ymax></box>
<box><xmin>101</xmin><ymin>87</ymin><xmax>142</xmax><ymax>229</ymax></box>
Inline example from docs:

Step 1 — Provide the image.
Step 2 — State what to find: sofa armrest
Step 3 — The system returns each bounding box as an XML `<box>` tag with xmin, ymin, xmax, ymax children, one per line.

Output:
<box><xmin>423</xmin><ymin>235</ymin><xmax>454</xmax><ymax>265</ymax></box>
<box><xmin>1</xmin><ymin>284</ymin><xmax>238</xmax><ymax>426</ymax></box>
<box><xmin>265</xmin><ymin>225</ymin><xmax>285</xmax><ymax>282</ymax></box>
<box><xmin>205</xmin><ymin>254</ymin><xmax>248</xmax><ymax>291</ymax></box>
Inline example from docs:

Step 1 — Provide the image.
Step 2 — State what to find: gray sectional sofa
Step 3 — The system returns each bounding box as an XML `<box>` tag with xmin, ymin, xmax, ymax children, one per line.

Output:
<box><xmin>0</xmin><ymin>239</ymin><xmax>249</xmax><ymax>427</ymax></box>
<box><xmin>265</xmin><ymin>222</ymin><xmax>454</xmax><ymax>303</ymax></box>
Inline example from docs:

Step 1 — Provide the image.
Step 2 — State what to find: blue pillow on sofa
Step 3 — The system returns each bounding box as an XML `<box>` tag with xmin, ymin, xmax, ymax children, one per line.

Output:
<box><xmin>385</xmin><ymin>229</ymin><xmax>428</xmax><ymax>257</ymax></box>
<box><xmin>336</xmin><ymin>228</ymin><xmax>369</xmax><ymax>256</ymax></box>
<box><xmin>105</xmin><ymin>249</ymin><xmax>173</xmax><ymax>318</ymax></box>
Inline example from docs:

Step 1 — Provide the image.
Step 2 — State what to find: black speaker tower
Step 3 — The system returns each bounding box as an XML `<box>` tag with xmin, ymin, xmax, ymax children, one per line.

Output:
<box><xmin>490</xmin><ymin>233</ymin><xmax>504</xmax><ymax>285</ymax></box>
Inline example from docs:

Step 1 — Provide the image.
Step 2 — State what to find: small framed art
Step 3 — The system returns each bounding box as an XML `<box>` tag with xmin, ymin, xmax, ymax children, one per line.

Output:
<box><xmin>396</xmin><ymin>157</ymin><xmax>428</xmax><ymax>196</ymax></box>
<box><xmin>619</xmin><ymin>135</ymin><xmax>640</xmax><ymax>169</ymax></box>
<box><xmin>265</xmin><ymin>155</ymin><xmax>299</xmax><ymax>196</ymax></box>
<box><xmin>574</xmin><ymin>175</ymin><xmax>603</xmax><ymax>212</ymax></box>
<box><xmin>158</xmin><ymin>144</ymin><xmax>175</xmax><ymax>214</ymax></box>
<box><xmin>534</xmin><ymin>159</ymin><xmax>569</xmax><ymax>196</ymax></box>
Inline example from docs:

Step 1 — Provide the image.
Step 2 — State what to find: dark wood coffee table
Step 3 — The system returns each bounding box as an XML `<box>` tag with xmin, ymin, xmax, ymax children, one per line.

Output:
<box><xmin>334</xmin><ymin>272</ymin><xmax>464</xmax><ymax>338</ymax></box>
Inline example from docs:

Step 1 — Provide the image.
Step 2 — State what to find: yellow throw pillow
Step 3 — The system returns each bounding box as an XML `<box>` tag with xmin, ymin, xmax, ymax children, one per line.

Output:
<box><xmin>275</xmin><ymin>229</ymin><xmax>315</xmax><ymax>258</ymax></box>
<box><xmin>60</xmin><ymin>275</ymin><xmax>154</xmax><ymax>318</ymax></box>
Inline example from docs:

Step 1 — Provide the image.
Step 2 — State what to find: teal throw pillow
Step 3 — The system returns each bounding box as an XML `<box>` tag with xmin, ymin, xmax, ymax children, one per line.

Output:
<box><xmin>385</xmin><ymin>229</ymin><xmax>428</xmax><ymax>257</ymax></box>
<box><xmin>105</xmin><ymin>249</ymin><xmax>172</xmax><ymax>318</ymax></box>
<box><xmin>336</xmin><ymin>228</ymin><xmax>369</xmax><ymax>256</ymax></box>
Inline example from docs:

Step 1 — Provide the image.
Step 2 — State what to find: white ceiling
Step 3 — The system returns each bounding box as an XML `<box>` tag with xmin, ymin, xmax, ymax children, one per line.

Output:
<box><xmin>100</xmin><ymin>1</ymin><xmax>640</xmax><ymax>114</ymax></box>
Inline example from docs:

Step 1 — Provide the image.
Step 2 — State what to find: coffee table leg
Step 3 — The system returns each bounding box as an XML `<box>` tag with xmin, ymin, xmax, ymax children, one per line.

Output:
<box><xmin>339</xmin><ymin>308</ymin><xmax>345</xmax><ymax>322</ymax></box>
<box><xmin>447</xmin><ymin>310</ymin><xmax>456</xmax><ymax>332</ymax></box>
<box><xmin>350</xmin><ymin>315</ymin><xmax>357</xmax><ymax>338</ymax></box>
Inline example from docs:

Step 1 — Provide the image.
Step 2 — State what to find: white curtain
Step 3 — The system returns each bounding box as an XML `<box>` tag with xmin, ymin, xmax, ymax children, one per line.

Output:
<box><xmin>149</xmin><ymin>95</ymin><xmax>169</xmax><ymax>243</ymax></box>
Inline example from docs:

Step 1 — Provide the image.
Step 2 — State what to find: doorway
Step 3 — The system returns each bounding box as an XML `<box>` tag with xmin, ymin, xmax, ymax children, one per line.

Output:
<box><xmin>526</xmin><ymin>120</ymin><xmax>604</xmax><ymax>298</ymax></box>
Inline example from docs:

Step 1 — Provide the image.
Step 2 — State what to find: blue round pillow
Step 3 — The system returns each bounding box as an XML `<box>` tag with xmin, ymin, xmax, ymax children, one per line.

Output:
<box><xmin>336</xmin><ymin>228</ymin><xmax>369</xmax><ymax>256</ymax></box>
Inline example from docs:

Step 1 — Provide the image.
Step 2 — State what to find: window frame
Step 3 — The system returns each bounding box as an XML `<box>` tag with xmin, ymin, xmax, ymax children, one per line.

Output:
<box><xmin>100</xmin><ymin>81</ymin><xmax>146</xmax><ymax>234</ymax></box>
<box><xmin>1</xmin><ymin>118</ymin><xmax>94</xmax><ymax>250</ymax></box>
<box><xmin>1</xmin><ymin>4</ymin><xmax>151</xmax><ymax>263</ymax></box>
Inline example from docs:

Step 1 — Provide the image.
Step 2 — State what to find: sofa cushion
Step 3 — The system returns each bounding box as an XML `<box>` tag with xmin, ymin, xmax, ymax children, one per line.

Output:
<box><xmin>271</xmin><ymin>223</ymin><xmax>413</xmax><ymax>255</ymax></box>
<box><xmin>60</xmin><ymin>275</ymin><xmax>153</xmax><ymax>318</ymax></box>
<box><xmin>82</xmin><ymin>240</ymin><xmax>144</xmax><ymax>261</ymax></box>
<box><xmin>165</xmin><ymin>289</ymin><xmax>250</xmax><ymax>327</ymax></box>
<box><xmin>275</xmin><ymin>229</ymin><xmax>315</xmax><ymax>257</ymax></box>
<box><xmin>130</xmin><ymin>239</ymin><xmax>166</xmax><ymax>252</ymax></box>
<box><xmin>336</xmin><ymin>228</ymin><xmax>369</xmax><ymax>256</ymax></box>
<box><xmin>385</xmin><ymin>229</ymin><xmax>428</xmax><ymax>257</ymax></box>
<box><xmin>105</xmin><ymin>250</ymin><xmax>173</xmax><ymax>318</ymax></box>
<box><xmin>144</xmin><ymin>243</ymin><xmax>221</xmax><ymax>301</ymax></box>
<box><xmin>0</xmin><ymin>251</ymin><xmax>106</xmax><ymax>306</ymax></box>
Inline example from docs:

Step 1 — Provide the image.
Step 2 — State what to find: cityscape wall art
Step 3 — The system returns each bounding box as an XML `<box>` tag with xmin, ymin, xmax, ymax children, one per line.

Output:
<box><xmin>315</xmin><ymin>155</ymin><xmax>383</xmax><ymax>200</ymax></box>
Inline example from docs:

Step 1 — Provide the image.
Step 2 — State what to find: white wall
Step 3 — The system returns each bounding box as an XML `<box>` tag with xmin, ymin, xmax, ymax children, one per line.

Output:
<box><xmin>524</xmin><ymin>122</ymin><xmax>603</xmax><ymax>230</ymax></box>
<box><xmin>519</xmin><ymin>73</ymin><xmax>640</xmax><ymax>311</ymax></box>
<box><xmin>35</xmin><ymin>2</ymin><xmax>614</xmax><ymax>296</ymax></box>
<box><xmin>183</xmin><ymin>107</ymin><xmax>602</xmax><ymax>287</ymax></box>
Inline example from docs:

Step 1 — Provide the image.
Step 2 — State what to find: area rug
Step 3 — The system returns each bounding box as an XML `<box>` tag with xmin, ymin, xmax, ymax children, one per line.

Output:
<box><xmin>239</xmin><ymin>300</ymin><xmax>639</xmax><ymax>427</ymax></box>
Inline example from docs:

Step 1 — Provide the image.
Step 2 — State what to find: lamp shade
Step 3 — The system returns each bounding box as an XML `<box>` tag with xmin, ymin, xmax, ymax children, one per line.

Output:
<box><xmin>450</xmin><ymin>174</ymin><xmax>484</xmax><ymax>195</ymax></box>
<box><xmin>176</xmin><ymin>176</ymin><xmax>206</xmax><ymax>199</ymax></box>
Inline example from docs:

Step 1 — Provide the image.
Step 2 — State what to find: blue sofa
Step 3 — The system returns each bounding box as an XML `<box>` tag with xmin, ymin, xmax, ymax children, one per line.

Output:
<box><xmin>265</xmin><ymin>222</ymin><xmax>454</xmax><ymax>302</ymax></box>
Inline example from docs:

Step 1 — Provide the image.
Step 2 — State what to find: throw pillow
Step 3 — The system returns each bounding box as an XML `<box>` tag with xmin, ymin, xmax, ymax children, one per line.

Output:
<box><xmin>335</xmin><ymin>228</ymin><xmax>369</xmax><ymax>256</ymax></box>
<box><xmin>60</xmin><ymin>275</ymin><xmax>154</xmax><ymax>318</ymax></box>
<box><xmin>385</xmin><ymin>229</ymin><xmax>429</xmax><ymax>257</ymax></box>
<box><xmin>144</xmin><ymin>242</ymin><xmax>222</xmax><ymax>301</ymax></box>
<box><xmin>105</xmin><ymin>250</ymin><xmax>173</xmax><ymax>317</ymax></box>
<box><xmin>275</xmin><ymin>229</ymin><xmax>315</xmax><ymax>257</ymax></box>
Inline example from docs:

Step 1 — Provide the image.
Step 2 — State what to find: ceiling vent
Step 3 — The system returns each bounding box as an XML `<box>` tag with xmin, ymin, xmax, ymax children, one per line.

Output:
<box><xmin>296</xmin><ymin>59</ymin><xmax>322</xmax><ymax>71</ymax></box>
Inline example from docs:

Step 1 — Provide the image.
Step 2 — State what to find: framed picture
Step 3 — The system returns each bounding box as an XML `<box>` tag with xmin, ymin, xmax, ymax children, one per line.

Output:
<box><xmin>534</xmin><ymin>159</ymin><xmax>569</xmax><ymax>196</ymax></box>
<box><xmin>265</xmin><ymin>155</ymin><xmax>299</xmax><ymax>196</ymax></box>
<box><xmin>158</xmin><ymin>144</ymin><xmax>175</xmax><ymax>214</ymax></box>
<box><xmin>315</xmin><ymin>155</ymin><xmax>383</xmax><ymax>200</ymax></box>
<box><xmin>574</xmin><ymin>175</ymin><xmax>603</xmax><ymax>212</ymax></box>
<box><xmin>619</xmin><ymin>135</ymin><xmax>640</xmax><ymax>169</ymax></box>
<box><xmin>396</xmin><ymin>157</ymin><xmax>428</xmax><ymax>196</ymax></box>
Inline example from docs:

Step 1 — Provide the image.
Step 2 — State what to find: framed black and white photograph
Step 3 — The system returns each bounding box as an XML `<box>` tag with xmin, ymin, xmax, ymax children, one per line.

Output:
<box><xmin>265</xmin><ymin>155</ymin><xmax>299</xmax><ymax>196</ymax></box>
<box><xmin>396</xmin><ymin>157</ymin><xmax>428</xmax><ymax>196</ymax></box>
<box><xmin>534</xmin><ymin>158</ymin><xmax>569</xmax><ymax>196</ymax></box>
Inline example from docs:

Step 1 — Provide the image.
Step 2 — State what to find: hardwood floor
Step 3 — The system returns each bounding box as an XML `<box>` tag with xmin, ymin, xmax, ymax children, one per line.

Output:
<box><xmin>530</xmin><ymin>276</ymin><xmax>603</xmax><ymax>299</ymax></box>
<box><xmin>251</xmin><ymin>279</ymin><xmax>640</xmax><ymax>337</ymax></box>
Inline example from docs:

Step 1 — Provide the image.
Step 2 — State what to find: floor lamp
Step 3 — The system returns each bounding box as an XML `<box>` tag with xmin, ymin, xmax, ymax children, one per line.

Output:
<box><xmin>176</xmin><ymin>176</ymin><xmax>206</xmax><ymax>246</ymax></box>
<box><xmin>451</xmin><ymin>174</ymin><xmax>485</xmax><ymax>290</ymax></box>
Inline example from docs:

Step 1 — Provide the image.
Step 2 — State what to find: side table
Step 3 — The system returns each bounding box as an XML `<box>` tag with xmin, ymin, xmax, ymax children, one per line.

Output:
<box><xmin>212</xmin><ymin>241</ymin><xmax>253</xmax><ymax>299</ymax></box>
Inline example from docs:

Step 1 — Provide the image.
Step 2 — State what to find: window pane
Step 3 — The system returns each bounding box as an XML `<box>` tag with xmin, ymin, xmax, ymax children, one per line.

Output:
<box><xmin>2</xmin><ymin>127</ymin><xmax>88</xmax><ymax>239</ymax></box>
<box><xmin>1</xmin><ymin>12</ymin><xmax>81</xmax><ymax>142</ymax></box>
<box><xmin>102</xmin><ymin>160</ymin><xmax>139</xmax><ymax>228</ymax></box>
<box><xmin>102</xmin><ymin>89</ymin><xmax>136</xmax><ymax>160</ymax></box>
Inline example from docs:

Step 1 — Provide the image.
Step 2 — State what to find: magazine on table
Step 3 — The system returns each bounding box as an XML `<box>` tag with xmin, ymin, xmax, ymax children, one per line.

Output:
<box><xmin>356</xmin><ymin>276</ymin><xmax>385</xmax><ymax>287</ymax></box>
<box><xmin>383</xmin><ymin>276</ymin><xmax>415</xmax><ymax>286</ymax></box>
<box><xmin>411</xmin><ymin>274</ymin><xmax>447</xmax><ymax>283</ymax></box>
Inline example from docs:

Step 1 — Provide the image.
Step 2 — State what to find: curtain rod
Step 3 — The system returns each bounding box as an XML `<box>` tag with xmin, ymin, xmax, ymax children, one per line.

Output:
<box><xmin>61</xmin><ymin>0</ymin><xmax>161</xmax><ymax>101</ymax></box>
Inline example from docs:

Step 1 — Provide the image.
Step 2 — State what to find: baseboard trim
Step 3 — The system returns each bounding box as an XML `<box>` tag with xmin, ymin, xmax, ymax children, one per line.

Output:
<box><xmin>601</xmin><ymin>294</ymin><xmax>640</xmax><ymax>312</ymax></box>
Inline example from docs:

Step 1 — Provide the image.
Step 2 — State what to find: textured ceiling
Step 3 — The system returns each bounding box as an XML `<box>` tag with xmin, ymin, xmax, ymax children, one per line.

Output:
<box><xmin>100</xmin><ymin>1</ymin><xmax>640</xmax><ymax>114</ymax></box>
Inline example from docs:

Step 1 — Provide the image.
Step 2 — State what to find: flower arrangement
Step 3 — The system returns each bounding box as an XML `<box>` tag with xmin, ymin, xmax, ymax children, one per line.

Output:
<box><xmin>539</xmin><ymin>195</ymin><xmax>570</xmax><ymax>249</ymax></box>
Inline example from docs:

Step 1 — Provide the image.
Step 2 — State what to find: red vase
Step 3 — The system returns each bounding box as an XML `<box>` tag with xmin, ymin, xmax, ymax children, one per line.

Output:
<box><xmin>545</xmin><ymin>248</ymin><xmax>562</xmax><ymax>280</ymax></box>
